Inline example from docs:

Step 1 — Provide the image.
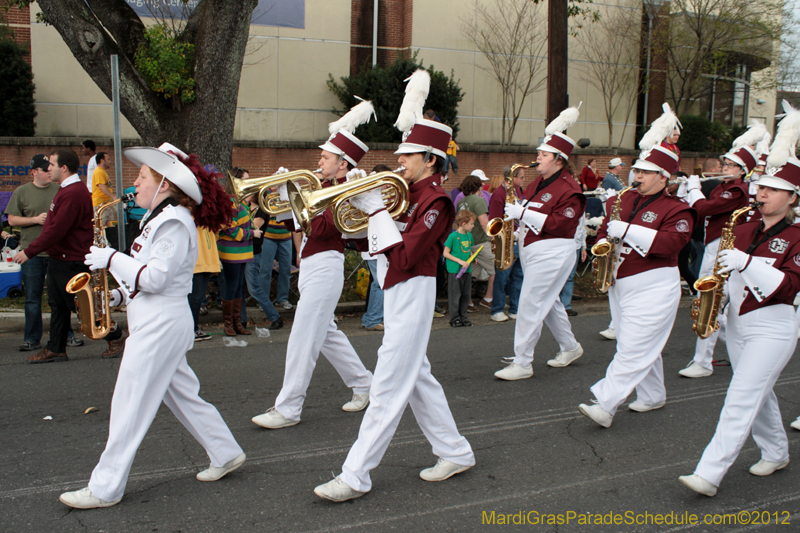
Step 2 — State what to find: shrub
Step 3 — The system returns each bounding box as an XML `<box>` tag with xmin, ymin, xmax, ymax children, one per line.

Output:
<box><xmin>0</xmin><ymin>38</ymin><xmax>36</xmax><ymax>136</ymax></box>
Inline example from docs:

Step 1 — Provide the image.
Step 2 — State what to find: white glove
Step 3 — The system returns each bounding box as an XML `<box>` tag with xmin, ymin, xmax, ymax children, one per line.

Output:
<box><xmin>274</xmin><ymin>166</ymin><xmax>290</xmax><ymax>175</ymax></box>
<box><xmin>504</xmin><ymin>201</ymin><xmax>525</xmax><ymax>220</ymax></box>
<box><xmin>718</xmin><ymin>248</ymin><xmax>749</xmax><ymax>274</ymax></box>
<box><xmin>85</xmin><ymin>245</ymin><xmax>117</xmax><ymax>271</ymax></box>
<box><xmin>109</xmin><ymin>288</ymin><xmax>123</xmax><ymax>307</ymax></box>
<box><xmin>676</xmin><ymin>181</ymin><xmax>688</xmax><ymax>198</ymax></box>
<box><xmin>277</xmin><ymin>184</ymin><xmax>289</xmax><ymax>202</ymax></box>
<box><xmin>599</xmin><ymin>188</ymin><xmax>617</xmax><ymax>203</ymax></box>
<box><xmin>687</xmin><ymin>175</ymin><xmax>701</xmax><ymax>191</ymax></box>
<box><xmin>606</xmin><ymin>220</ymin><xmax>628</xmax><ymax>241</ymax></box>
<box><xmin>350</xmin><ymin>187</ymin><xmax>385</xmax><ymax>215</ymax></box>
<box><xmin>346</xmin><ymin>169</ymin><xmax>367</xmax><ymax>182</ymax></box>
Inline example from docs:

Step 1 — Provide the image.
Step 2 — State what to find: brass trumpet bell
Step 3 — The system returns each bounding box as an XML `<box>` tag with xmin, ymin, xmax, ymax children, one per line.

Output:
<box><xmin>228</xmin><ymin>169</ymin><xmax>322</xmax><ymax>216</ymax></box>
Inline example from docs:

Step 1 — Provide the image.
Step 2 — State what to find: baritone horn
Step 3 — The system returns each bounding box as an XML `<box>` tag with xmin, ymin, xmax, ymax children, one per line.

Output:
<box><xmin>288</xmin><ymin>168</ymin><xmax>409</xmax><ymax>236</ymax></box>
<box><xmin>228</xmin><ymin>169</ymin><xmax>322</xmax><ymax>216</ymax></box>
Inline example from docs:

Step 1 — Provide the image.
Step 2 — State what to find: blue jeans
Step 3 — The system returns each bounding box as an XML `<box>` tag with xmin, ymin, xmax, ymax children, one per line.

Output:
<box><xmin>491</xmin><ymin>243</ymin><xmax>523</xmax><ymax>315</ymax></box>
<box><xmin>246</xmin><ymin>250</ymin><xmax>280</xmax><ymax>322</ymax></box>
<box><xmin>559</xmin><ymin>249</ymin><xmax>581</xmax><ymax>310</ymax></box>
<box><xmin>361</xmin><ymin>259</ymin><xmax>384</xmax><ymax>328</ymax></box>
<box><xmin>261</xmin><ymin>238</ymin><xmax>292</xmax><ymax>303</ymax></box>
<box><xmin>21</xmin><ymin>255</ymin><xmax>48</xmax><ymax>343</ymax></box>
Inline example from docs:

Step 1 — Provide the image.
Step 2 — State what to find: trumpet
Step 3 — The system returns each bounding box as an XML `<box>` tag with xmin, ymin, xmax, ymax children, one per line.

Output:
<box><xmin>229</xmin><ymin>169</ymin><xmax>322</xmax><ymax>216</ymax></box>
<box><xmin>288</xmin><ymin>168</ymin><xmax>408</xmax><ymax>236</ymax></box>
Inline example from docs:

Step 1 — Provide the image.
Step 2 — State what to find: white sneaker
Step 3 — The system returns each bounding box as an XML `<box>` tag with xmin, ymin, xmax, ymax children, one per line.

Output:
<box><xmin>59</xmin><ymin>487</ymin><xmax>121</xmax><ymax>509</ymax></box>
<box><xmin>547</xmin><ymin>344</ymin><xmax>584</xmax><ymax>368</ymax></box>
<box><xmin>628</xmin><ymin>399</ymin><xmax>665</xmax><ymax>412</ymax></box>
<box><xmin>599</xmin><ymin>328</ymin><xmax>616</xmax><ymax>340</ymax></box>
<box><xmin>579</xmin><ymin>402</ymin><xmax>613</xmax><ymax>428</ymax></box>
<box><xmin>749</xmin><ymin>458</ymin><xmax>789</xmax><ymax>476</ymax></box>
<box><xmin>508</xmin><ymin>312</ymin><xmax>517</xmax><ymax>319</ymax></box>
<box><xmin>678</xmin><ymin>361</ymin><xmax>713</xmax><ymax>378</ymax></box>
<box><xmin>491</xmin><ymin>312</ymin><xmax>509</xmax><ymax>322</ymax></box>
<box><xmin>678</xmin><ymin>474</ymin><xmax>717</xmax><ymax>496</ymax></box>
<box><xmin>791</xmin><ymin>417</ymin><xmax>800</xmax><ymax>431</ymax></box>
<box><xmin>277</xmin><ymin>300</ymin><xmax>293</xmax><ymax>310</ymax></box>
<box><xmin>251</xmin><ymin>407</ymin><xmax>299</xmax><ymax>429</ymax></box>
<box><xmin>314</xmin><ymin>476</ymin><xmax>366</xmax><ymax>502</ymax></box>
<box><xmin>494</xmin><ymin>362</ymin><xmax>533</xmax><ymax>380</ymax></box>
<box><xmin>420</xmin><ymin>458</ymin><xmax>473</xmax><ymax>482</ymax></box>
<box><xmin>342</xmin><ymin>392</ymin><xmax>370</xmax><ymax>412</ymax></box>
<box><xmin>196</xmin><ymin>452</ymin><xmax>246</xmax><ymax>481</ymax></box>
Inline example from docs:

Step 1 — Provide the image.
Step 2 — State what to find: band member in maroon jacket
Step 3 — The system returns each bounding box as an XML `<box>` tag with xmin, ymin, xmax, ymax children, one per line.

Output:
<box><xmin>494</xmin><ymin>106</ymin><xmax>586</xmax><ymax>380</ymax></box>
<box><xmin>680</xmin><ymin>155</ymin><xmax>800</xmax><ymax>497</ymax></box>
<box><xmin>314</xmin><ymin>73</ymin><xmax>474</xmax><ymax>503</ymax></box>
<box><xmin>679</xmin><ymin>145</ymin><xmax>757</xmax><ymax>378</ymax></box>
<box><xmin>580</xmin><ymin>132</ymin><xmax>695</xmax><ymax>428</ymax></box>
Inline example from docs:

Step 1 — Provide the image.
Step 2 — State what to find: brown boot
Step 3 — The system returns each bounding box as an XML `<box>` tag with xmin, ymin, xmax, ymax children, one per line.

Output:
<box><xmin>222</xmin><ymin>300</ymin><xmax>237</xmax><ymax>336</ymax></box>
<box><xmin>232</xmin><ymin>298</ymin><xmax>251</xmax><ymax>335</ymax></box>
<box><xmin>102</xmin><ymin>332</ymin><xmax>126</xmax><ymax>359</ymax></box>
<box><xmin>27</xmin><ymin>348</ymin><xmax>68</xmax><ymax>364</ymax></box>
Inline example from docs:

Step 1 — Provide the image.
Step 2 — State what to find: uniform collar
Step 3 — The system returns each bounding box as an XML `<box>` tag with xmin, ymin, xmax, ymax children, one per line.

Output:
<box><xmin>60</xmin><ymin>174</ymin><xmax>81</xmax><ymax>188</ymax></box>
<box><xmin>410</xmin><ymin>173</ymin><xmax>440</xmax><ymax>193</ymax></box>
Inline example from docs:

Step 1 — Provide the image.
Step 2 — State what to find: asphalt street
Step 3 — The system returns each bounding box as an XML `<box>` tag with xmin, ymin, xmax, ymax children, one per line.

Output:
<box><xmin>1</xmin><ymin>299</ymin><xmax>799</xmax><ymax>532</ymax></box>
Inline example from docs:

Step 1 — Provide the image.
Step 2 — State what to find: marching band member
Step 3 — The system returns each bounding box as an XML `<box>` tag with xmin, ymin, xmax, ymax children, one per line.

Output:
<box><xmin>314</xmin><ymin>70</ymin><xmax>474</xmax><ymax>502</ymax></box>
<box><xmin>60</xmin><ymin>144</ymin><xmax>244</xmax><ymax>509</ymax></box>
<box><xmin>680</xmin><ymin>106</ymin><xmax>800</xmax><ymax>495</ymax></box>
<box><xmin>580</xmin><ymin>104</ymin><xmax>695</xmax><ymax>428</ymax></box>
<box><xmin>251</xmin><ymin>101</ymin><xmax>375</xmax><ymax>429</ymax></box>
<box><xmin>678</xmin><ymin>123</ymin><xmax>764</xmax><ymax>378</ymax></box>
<box><xmin>494</xmin><ymin>105</ymin><xmax>586</xmax><ymax>379</ymax></box>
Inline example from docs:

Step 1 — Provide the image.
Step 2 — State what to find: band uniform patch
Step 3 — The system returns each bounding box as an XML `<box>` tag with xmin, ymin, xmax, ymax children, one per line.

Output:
<box><xmin>641</xmin><ymin>211</ymin><xmax>657</xmax><ymax>223</ymax></box>
<box><xmin>721</xmin><ymin>191</ymin><xmax>732</xmax><ymax>199</ymax></box>
<box><xmin>676</xmin><ymin>220</ymin><xmax>690</xmax><ymax>233</ymax></box>
<box><xmin>424</xmin><ymin>209</ymin><xmax>439</xmax><ymax>229</ymax></box>
<box><xmin>768</xmin><ymin>238</ymin><xmax>789</xmax><ymax>254</ymax></box>
<box><xmin>563</xmin><ymin>207</ymin><xmax>575</xmax><ymax>219</ymax></box>
<box><xmin>541</xmin><ymin>193</ymin><xmax>552</xmax><ymax>202</ymax></box>
<box><xmin>406</xmin><ymin>203</ymin><xmax>418</xmax><ymax>217</ymax></box>
<box><xmin>154</xmin><ymin>239</ymin><xmax>176</xmax><ymax>258</ymax></box>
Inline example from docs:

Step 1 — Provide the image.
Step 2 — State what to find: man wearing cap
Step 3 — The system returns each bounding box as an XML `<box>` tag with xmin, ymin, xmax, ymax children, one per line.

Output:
<box><xmin>579</xmin><ymin>130</ymin><xmax>696</xmax><ymax>428</ymax></box>
<box><xmin>251</xmin><ymin>108</ymin><xmax>374</xmax><ymax>430</ymax></box>
<box><xmin>14</xmin><ymin>149</ymin><xmax>94</xmax><ymax>363</ymax></box>
<box><xmin>677</xmin><ymin>146</ymin><xmax>755</xmax><ymax>379</ymax></box>
<box><xmin>601</xmin><ymin>158</ymin><xmax>626</xmax><ymax>192</ymax></box>
<box><xmin>494</xmin><ymin>107</ymin><xmax>586</xmax><ymax>379</ymax></box>
<box><xmin>5</xmin><ymin>154</ymin><xmax>60</xmax><ymax>352</ymax></box>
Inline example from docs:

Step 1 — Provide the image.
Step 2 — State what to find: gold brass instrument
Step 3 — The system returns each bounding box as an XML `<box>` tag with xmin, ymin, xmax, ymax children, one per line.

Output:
<box><xmin>66</xmin><ymin>193</ymin><xmax>135</xmax><ymax>340</ymax></box>
<box><xmin>691</xmin><ymin>201</ymin><xmax>761</xmax><ymax>339</ymax></box>
<box><xmin>591</xmin><ymin>182</ymin><xmax>639</xmax><ymax>293</ymax></box>
<box><xmin>667</xmin><ymin>173</ymin><xmax>735</xmax><ymax>185</ymax></box>
<box><xmin>288</xmin><ymin>168</ymin><xmax>409</xmax><ymax>236</ymax></box>
<box><xmin>229</xmin><ymin>169</ymin><xmax>322</xmax><ymax>216</ymax></box>
<box><xmin>485</xmin><ymin>163</ymin><xmax>524</xmax><ymax>271</ymax></box>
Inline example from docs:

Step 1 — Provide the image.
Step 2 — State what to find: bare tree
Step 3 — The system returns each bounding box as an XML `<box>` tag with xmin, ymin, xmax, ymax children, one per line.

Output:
<box><xmin>460</xmin><ymin>0</ymin><xmax>548</xmax><ymax>145</ymax></box>
<box><xmin>574</xmin><ymin>1</ymin><xmax>643</xmax><ymax>148</ymax></box>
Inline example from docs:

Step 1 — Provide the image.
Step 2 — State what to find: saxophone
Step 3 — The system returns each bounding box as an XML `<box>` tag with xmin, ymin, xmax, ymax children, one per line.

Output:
<box><xmin>66</xmin><ymin>193</ymin><xmax>135</xmax><ymax>340</ymax></box>
<box><xmin>486</xmin><ymin>163</ymin><xmax>523</xmax><ymax>271</ymax></box>
<box><xmin>591</xmin><ymin>183</ymin><xmax>638</xmax><ymax>293</ymax></box>
<box><xmin>691</xmin><ymin>201</ymin><xmax>761</xmax><ymax>339</ymax></box>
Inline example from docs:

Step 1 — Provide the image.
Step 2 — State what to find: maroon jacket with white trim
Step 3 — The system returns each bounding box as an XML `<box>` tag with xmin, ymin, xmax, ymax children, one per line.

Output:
<box><xmin>519</xmin><ymin>171</ymin><xmax>586</xmax><ymax>246</ymax></box>
<box><xmin>693</xmin><ymin>179</ymin><xmax>749</xmax><ymax>244</ymax></box>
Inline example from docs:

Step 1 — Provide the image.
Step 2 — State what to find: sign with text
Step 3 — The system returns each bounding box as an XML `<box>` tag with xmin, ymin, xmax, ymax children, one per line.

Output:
<box><xmin>124</xmin><ymin>0</ymin><xmax>304</xmax><ymax>29</ymax></box>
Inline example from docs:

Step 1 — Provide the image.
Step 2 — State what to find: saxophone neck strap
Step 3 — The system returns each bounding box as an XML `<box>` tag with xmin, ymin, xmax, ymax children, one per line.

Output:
<box><xmin>523</xmin><ymin>169</ymin><xmax>563</xmax><ymax>209</ymax></box>
<box><xmin>745</xmin><ymin>219</ymin><xmax>791</xmax><ymax>254</ymax></box>
<box><xmin>627</xmin><ymin>189</ymin><xmax>663</xmax><ymax>223</ymax></box>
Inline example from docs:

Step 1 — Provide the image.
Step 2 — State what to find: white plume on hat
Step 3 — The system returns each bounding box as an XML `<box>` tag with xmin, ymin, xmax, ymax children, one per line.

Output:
<box><xmin>639</xmin><ymin>103</ymin><xmax>681</xmax><ymax>152</ymax></box>
<box><xmin>328</xmin><ymin>97</ymin><xmax>376</xmax><ymax>137</ymax></box>
<box><xmin>755</xmin><ymin>136</ymin><xmax>771</xmax><ymax>159</ymax></box>
<box><xmin>394</xmin><ymin>69</ymin><xmax>431</xmax><ymax>137</ymax></box>
<box><xmin>544</xmin><ymin>102</ymin><xmax>582</xmax><ymax>136</ymax></box>
<box><xmin>732</xmin><ymin>119</ymin><xmax>769</xmax><ymax>150</ymax></box>
<box><xmin>766</xmin><ymin>100</ymin><xmax>800</xmax><ymax>170</ymax></box>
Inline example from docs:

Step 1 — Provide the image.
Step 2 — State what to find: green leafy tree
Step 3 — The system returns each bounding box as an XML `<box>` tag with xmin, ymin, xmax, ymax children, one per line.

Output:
<box><xmin>134</xmin><ymin>24</ymin><xmax>195</xmax><ymax>109</ymax></box>
<box><xmin>327</xmin><ymin>53</ymin><xmax>464</xmax><ymax>143</ymax></box>
<box><xmin>0</xmin><ymin>38</ymin><xmax>36</xmax><ymax>136</ymax></box>
<box><xmin>678</xmin><ymin>115</ymin><xmax>733</xmax><ymax>152</ymax></box>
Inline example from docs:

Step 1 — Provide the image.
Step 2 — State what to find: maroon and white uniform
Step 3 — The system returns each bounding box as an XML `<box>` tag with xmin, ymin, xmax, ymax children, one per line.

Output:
<box><xmin>589</xmin><ymin>191</ymin><xmax>695</xmax><ymax>415</ymax></box>
<box><xmin>693</xmin><ymin>221</ymin><xmax>800</xmax><ymax>487</ymax></box>
<box><xmin>339</xmin><ymin>173</ymin><xmax>475</xmax><ymax>492</ymax></box>
<box><xmin>511</xmin><ymin>171</ymin><xmax>585</xmax><ymax>365</ymax></box>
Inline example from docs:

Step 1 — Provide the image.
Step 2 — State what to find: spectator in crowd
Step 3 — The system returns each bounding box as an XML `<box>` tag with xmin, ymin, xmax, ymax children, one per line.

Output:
<box><xmin>578</xmin><ymin>158</ymin><xmax>600</xmax><ymax>191</ymax></box>
<box><xmin>91</xmin><ymin>152</ymin><xmax>117</xmax><ymax>224</ymax></box>
<box><xmin>559</xmin><ymin>214</ymin><xmax>588</xmax><ymax>316</ymax></box>
<box><xmin>243</xmin><ymin>191</ymin><xmax>284</xmax><ymax>331</ymax></box>
<box><xmin>444</xmin><ymin>210</ymin><xmax>476</xmax><ymax>327</ymax></box>
<box><xmin>453</xmin><ymin>170</ymin><xmax>491</xmax><ymax>206</ymax></box>
<box><xmin>601</xmin><ymin>158</ymin><xmax>626</xmax><ymax>191</ymax></box>
<box><xmin>361</xmin><ymin>164</ymin><xmax>392</xmax><ymax>331</ymax></box>
<box><xmin>190</xmin><ymin>226</ymin><xmax>220</xmax><ymax>341</ymax></box>
<box><xmin>82</xmin><ymin>140</ymin><xmax>97</xmax><ymax>193</ymax></box>
<box><xmin>443</xmin><ymin>137</ymin><xmax>459</xmax><ymax>177</ymax></box>
<box><xmin>660</xmin><ymin>128</ymin><xmax>682</xmax><ymax>173</ymax></box>
<box><xmin>456</xmin><ymin>174</ymin><xmax>494</xmax><ymax>310</ymax></box>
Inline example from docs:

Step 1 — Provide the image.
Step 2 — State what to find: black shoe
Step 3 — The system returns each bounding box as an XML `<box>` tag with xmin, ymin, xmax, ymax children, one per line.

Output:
<box><xmin>566</xmin><ymin>309</ymin><xmax>578</xmax><ymax>317</ymax></box>
<box><xmin>19</xmin><ymin>341</ymin><xmax>42</xmax><ymax>352</ymax></box>
<box><xmin>267</xmin><ymin>317</ymin><xmax>284</xmax><ymax>330</ymax></box>
<box><xmin>195</xmin><ymin>329</ymin><xmax>212</xmax><ymax>342</ymax></box>
<box><xmin>461</xmin><ymin>318</ymin><xmax>473</xmax><ymax>327</ymax></box>
<box><xmin>66</xmin><ymin>336</ymin><xmax>85</xmax><ymax>347</ymax></box>
<box><xmin>449</xmin><ymin>318</ymin><xmax>463</xmax><ymax>327</ymax></box>
<box><xmin>571</xmin><ymin>295</ymin><xmax>583</xmax><ymax>301</ymax></box>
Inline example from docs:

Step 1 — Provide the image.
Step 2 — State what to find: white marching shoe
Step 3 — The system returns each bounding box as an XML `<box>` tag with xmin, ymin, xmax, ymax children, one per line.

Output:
<box><xmin>494</xmin><ymin>362</ymin><xmax>533</xmax><ymax>381</ymax></box>
<box><xmin>678</xmin><ymin>474</ymin><xmax>717</xmax><ymax>496</ymax></box>
<box><xmin>59</xmin><ymin>487</ymin><xmax>121</xmax><ymax>509</ymax></box>
<box><xmin>749</xmin><ymin>458</ymin><xmax>789</xmax><ymax>476</ymax></box>
<box><xmin>314</xmin><ymin>476</ymin><xmax>366</xmax><ymax>502</ymax></box>
<box><xmin>599</xmin><ymin>328</ymin><xmax>616</xmax><ymax>340</ymax></box>
<box><xmin>196</xmin><ymin>452</ymin><xmax>246</xmax><ymax>481</ymax></box>
<box><xmin>791</xmin><ymin>417</ymin><xmax>800</xmax><ymax>431</ymax></box>
<box><xmin>579</xmin><ymin>402</ymin><xmax>613</xmax><ymax>428</ymax></box>
<box><xmin>628</xmin><ymin>399</ymin><xmax>665</xmax><ymax>412</ymax></box>
<box><xmin>546</xmin><ymin>344</ymin><xmax>584</xmax><ymax>368</ymax></box>
<box><xmin>342</xmin><ymin>392</ymin><xmax>370</xmax><ymax>412</ymax></box>
<box><xmin>491</xmin><ymin>312</ymin><xmax>509</xmax><ymax>322</ymax></box>
<box><xmin>420</xmin><ymin>458</ymin><xmax>473</xmax><ymax>481</ymax></box>
<box><xmin>251</xmin><ymin>407</ymin><xmax>300</xmax><ymax>429</ymax></box>
<box><xmin>678</xmin><ymin>361</ymin><xmax>713</xmax><ymax>378</ymax></box>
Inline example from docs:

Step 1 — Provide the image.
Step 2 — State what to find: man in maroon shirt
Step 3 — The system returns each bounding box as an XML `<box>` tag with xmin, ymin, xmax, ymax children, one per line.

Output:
<box><xmin>15</xmin><ymin>149</ymin><xmax>93</xmax><ymax>363</ymax></box>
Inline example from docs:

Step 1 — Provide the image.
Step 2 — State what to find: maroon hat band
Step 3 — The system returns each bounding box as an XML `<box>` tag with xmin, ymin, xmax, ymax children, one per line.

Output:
<box><xmin>328</xmin><ymin>132</ymin><xmax>367</xmax><ymax>165</ymax></box>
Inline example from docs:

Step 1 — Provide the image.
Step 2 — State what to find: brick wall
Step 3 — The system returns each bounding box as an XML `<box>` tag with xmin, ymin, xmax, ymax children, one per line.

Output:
<box><xmin>3</xmin><ymin>4</ymin><xmax>31</xmax><ymax>64</ymax></box>
<box><xmin>350</xmin><ymin>0</ymin><xmax>412</xmax><ymax>75</ymax></box>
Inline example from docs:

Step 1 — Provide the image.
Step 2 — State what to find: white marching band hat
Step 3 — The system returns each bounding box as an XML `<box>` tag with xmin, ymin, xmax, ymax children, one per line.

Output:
<box><xmin>633</xmin><ymin>103</ymin><xmax>681</xmax><ymax>176</ymax></box>
<box><xmin>319</xmin><ymin>99</ymin><xmax>375</xmax><ymax>166</ymax></box>
<box><xmin>537</xmin><ymin>103</ymin><xmax>581</xmax><ymax>160</ymax></box>
<box><xmin>124</xmin><ymin>142</ymin><xmax>202</xmax><ymax>204</ymax></box>
<box><xmin>393</xmin><ymin>69</ymin><xmax>452</xmax><ymax>159</ymax></box>
<box><xmin>760</xmin><ymin>100</ymin><xmax>800</xmax><ymax>194</ymax></box>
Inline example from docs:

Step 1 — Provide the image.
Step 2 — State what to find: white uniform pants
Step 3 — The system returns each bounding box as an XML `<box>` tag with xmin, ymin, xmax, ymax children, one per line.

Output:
<box><xmin>694</xmin><ymin>301</ymin><xmax>796</xmax><ymax>487</ymax></box>
<box><xmin>275</xmin><ymin>250</ymin><xmax>372</xmax><ymax>421</ymax></box>
<box><xmin>513</xmin><ymin>238</ymin><xmax>579</xmax><ymax>365</ymax></box>
<box><xmin>340</xmin><ymin>277</ymin><xmax>474</xmax><ymax>492</ymax></box>
<box><xmin>89</xmin><ymin>295</ymin><xmax>242</xmax><ymax>502</ymax></box>
<box><xmin>591</xmin><ymin>268</ymin><xmax>681</xmax><ymax>415</ymax></box>
<box><xmin>691</xmin><ymin>238</ymin><xmax>726</xmax><ymax>369</ymax></box>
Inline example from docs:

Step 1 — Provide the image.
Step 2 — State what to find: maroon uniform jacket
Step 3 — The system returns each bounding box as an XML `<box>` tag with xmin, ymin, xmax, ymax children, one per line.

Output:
<box><xmin>693</xmin><ymin>179</ymin><xmax>750</xmax><ymax>244</ymax></box>
<box><xmin>733</xmin><ymin>221</ymin><xmax>800</xmax><ymax>315</ymax></box>
<box><xmin>488</xmin><ymin>182</ymin><xmax>525</xmax><ymax>221</ymax></box>
<box><xmin>598</xmin><ymin>190</ymin><xmax>695</xmax><ymax>280</ymax></box>
<box><xmin>381</xmin><ymin>174</ymin><xmax>455</xmax><ymax>290</ymax></box>
<box><xmin>296</xmin><ymin>176</ymin><xmax>347</xmax><ymax>259</ymax></box>
<box><xmin>520</xmin><ymin>171</ymin><xmax>586</xmax><ymax>247</ymax></box>
<box><xmin>24</xmin><ymin>177</ymin><xmax>93</xmax><ymax>261</ymax></box>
